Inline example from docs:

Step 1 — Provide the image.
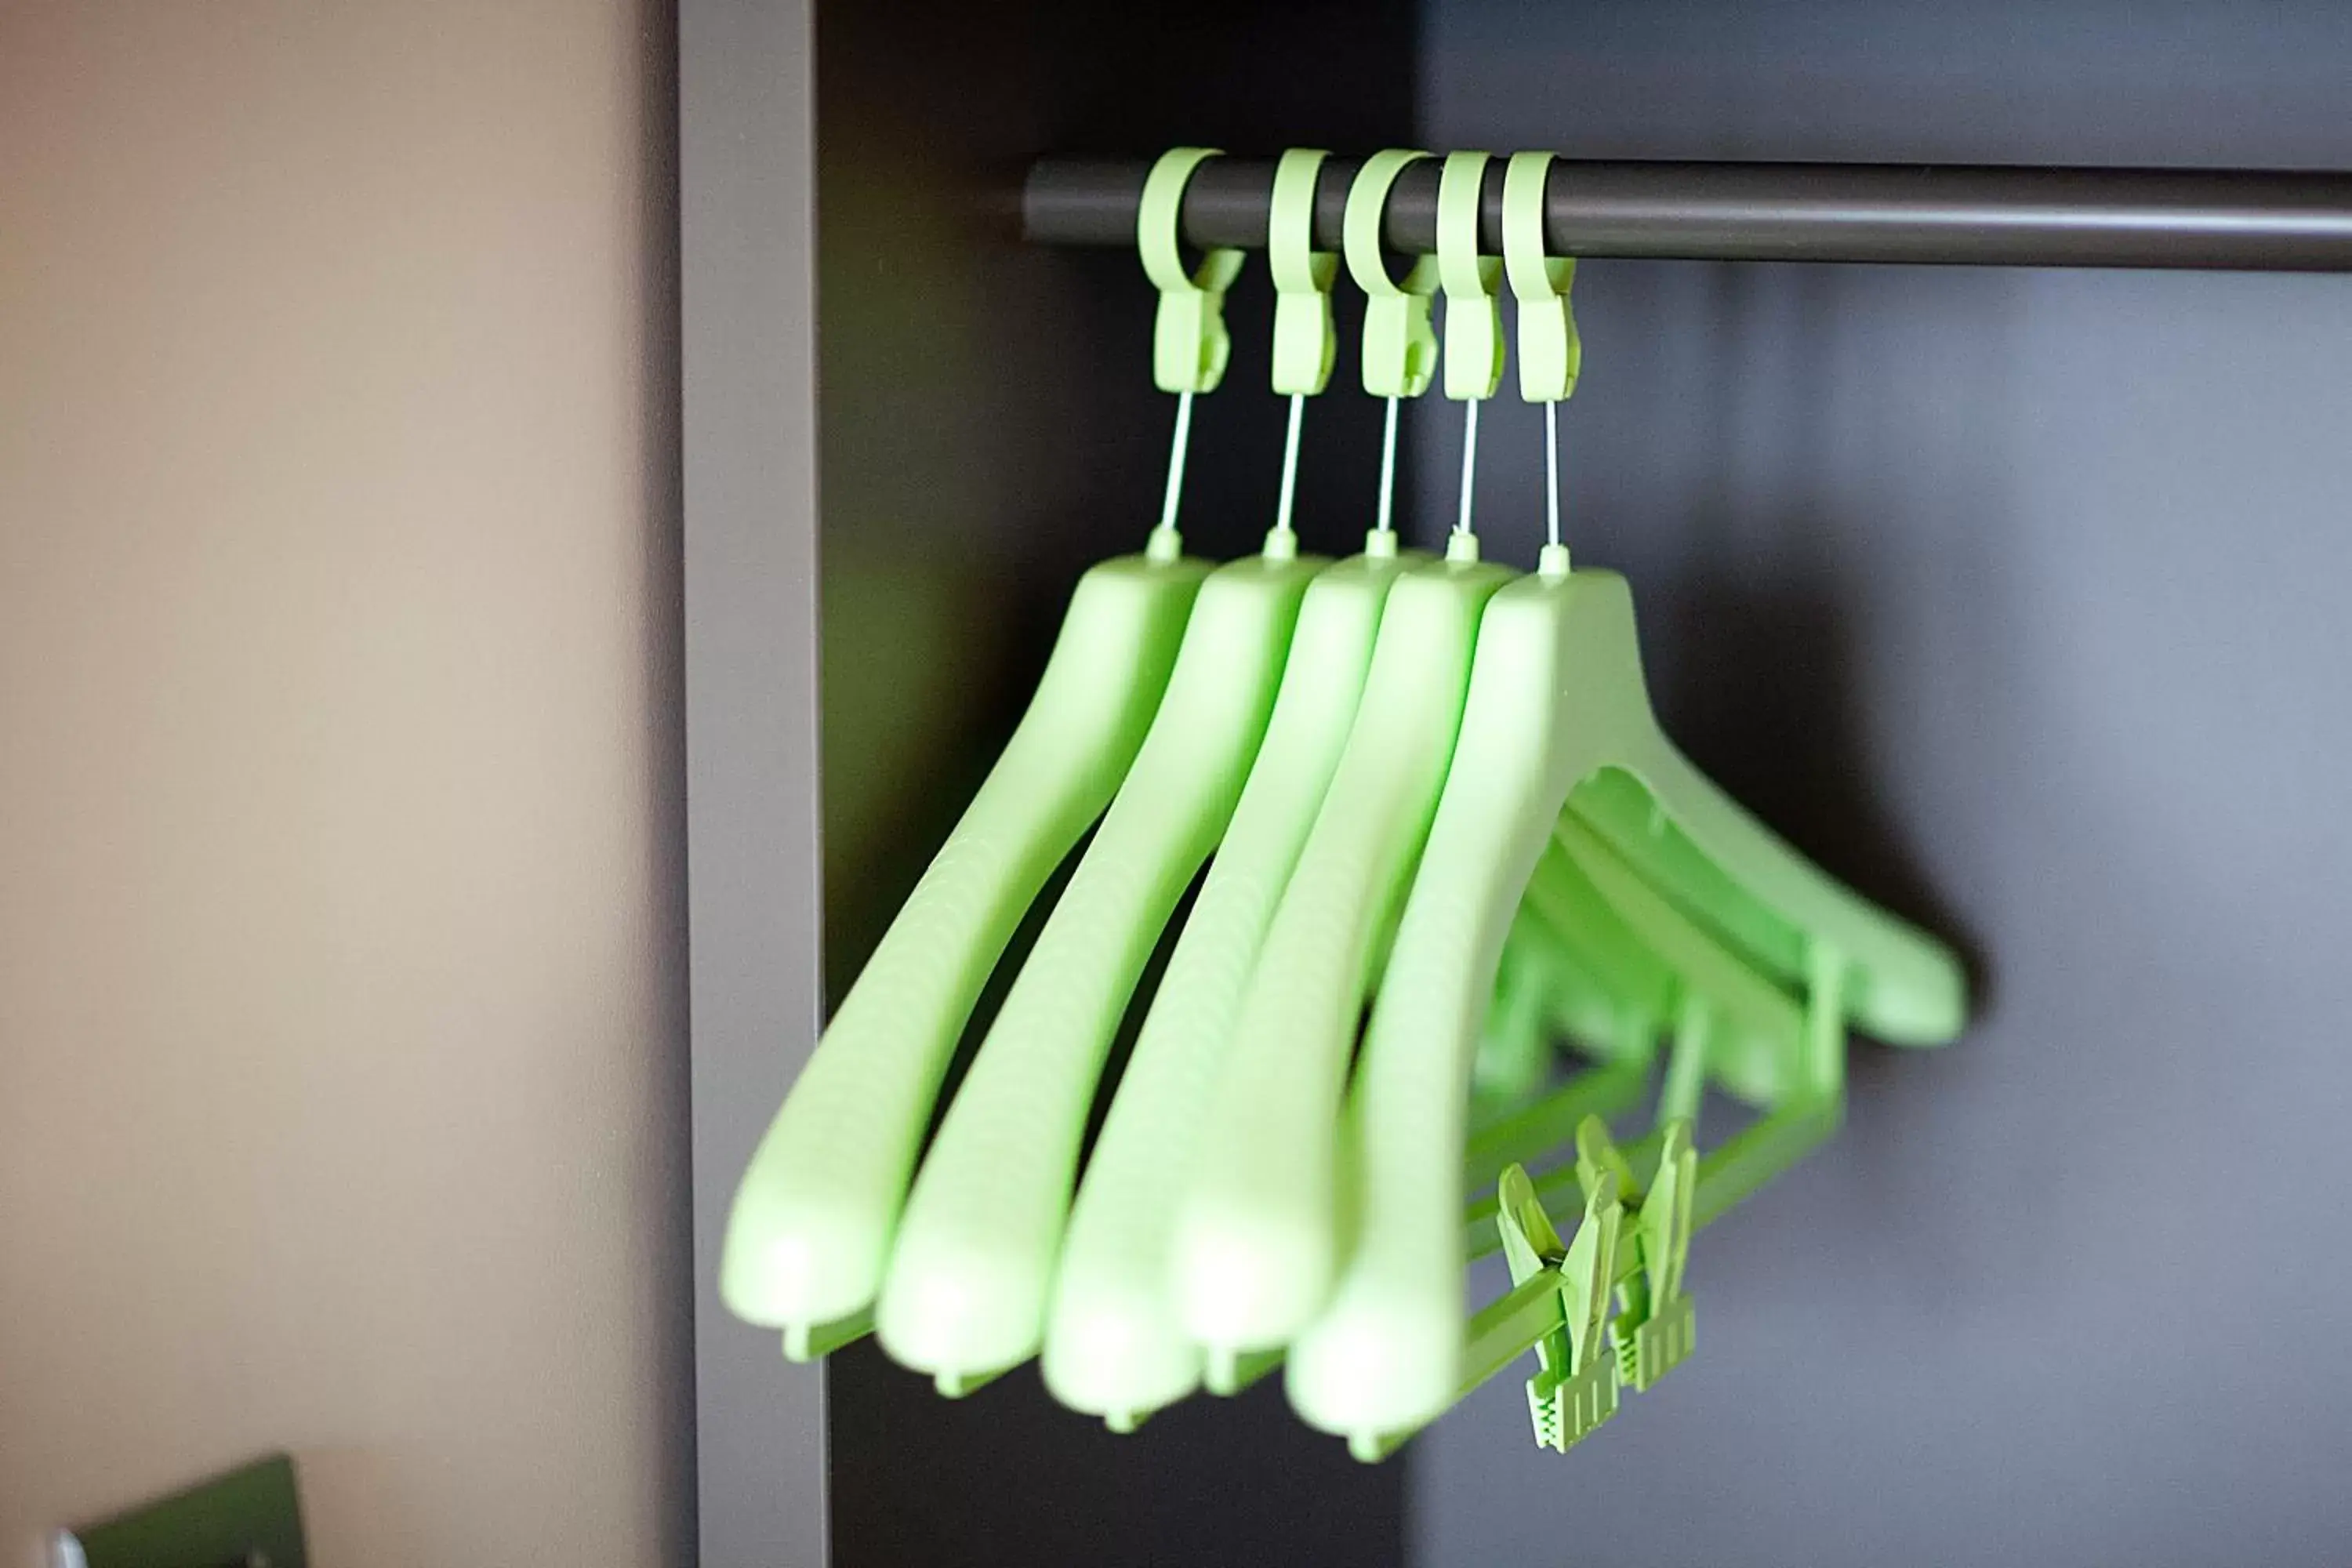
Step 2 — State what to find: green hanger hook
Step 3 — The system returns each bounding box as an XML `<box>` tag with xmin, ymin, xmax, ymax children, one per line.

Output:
<box><xmin>1140</xmin><ymin>147</ymin><xmax>1245</xmax><ymax>395</ymax></box>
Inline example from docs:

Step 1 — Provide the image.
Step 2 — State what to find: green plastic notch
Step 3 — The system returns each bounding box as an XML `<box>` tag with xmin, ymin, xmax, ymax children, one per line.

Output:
<box><xmin>1141</xmin><ymin>148</ymin><xmax>1244</xmax><ymax>394</ymax></box>
<box><xmin>1344</xmin><ymin>151</ymin><xmax>1440</xmax><ymax>400</ymax></box>
<box><xmin>1269</xmin><ymin>149</ymin><xmax>1338</xmax><ymax>397</ymax></box>
<box><xmin>1436</xmin><ymin>151</ymin><xmax>1504</xmax><ymax>402</ymax></box>
<box><xmin>1501</xmin><ymin>151</ymin><xmax>1581</xmax><ymax>404</ymax></box>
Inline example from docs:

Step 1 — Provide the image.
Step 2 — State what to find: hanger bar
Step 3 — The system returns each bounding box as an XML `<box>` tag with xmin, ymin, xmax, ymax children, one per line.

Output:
<box><xmin>1022</xmin><ymin>157</ymin><xmax>2352</xmax><ymax>271</ymax></box>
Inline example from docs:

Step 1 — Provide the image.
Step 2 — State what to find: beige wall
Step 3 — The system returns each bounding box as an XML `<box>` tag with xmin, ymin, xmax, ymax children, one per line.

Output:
<box><xmin>0</xmin><ymin>4</ymin><xmax>688</xmax><ymax>1564</ymax></box>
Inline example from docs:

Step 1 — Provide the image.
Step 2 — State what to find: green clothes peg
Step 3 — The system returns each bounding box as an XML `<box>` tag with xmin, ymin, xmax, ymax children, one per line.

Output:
<box><xmin>1494</xmin><ymin>1163</ymin><xmax>1621</xmax><ymax>1452</ymax></box>
<box><xmin>1617</xmin><ymin>1116</ymin><xmax>1697</xmax><ymax>1392</ymax></box>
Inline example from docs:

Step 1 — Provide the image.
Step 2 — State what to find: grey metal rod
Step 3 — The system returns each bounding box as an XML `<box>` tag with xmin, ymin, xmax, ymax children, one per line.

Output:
<box><xmin>1022</xmin><ymin>156</ymin><xmax>2352</xmax><ymax>271</ymax></box>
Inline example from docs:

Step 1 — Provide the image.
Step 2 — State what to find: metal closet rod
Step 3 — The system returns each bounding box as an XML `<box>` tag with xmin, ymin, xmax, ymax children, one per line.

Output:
<box><xmin>1022</xmin><ymin>155</ymin><xmax>2352</xmax><ymax>271</ymax></box>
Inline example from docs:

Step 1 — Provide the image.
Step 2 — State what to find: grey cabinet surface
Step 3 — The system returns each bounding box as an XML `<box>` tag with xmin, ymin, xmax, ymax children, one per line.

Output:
<box><xmin>681</xmin><ymin>2</ymin><xmax>826</xmax><ymax>1564</ymax></box>
<box><xmin>684</xmin><ymin>4</ymin><xmax>2352</xmax><ymax>1565</ymax></box>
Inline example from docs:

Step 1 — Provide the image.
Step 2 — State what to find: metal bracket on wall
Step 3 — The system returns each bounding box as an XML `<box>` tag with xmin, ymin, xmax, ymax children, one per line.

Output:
<box><xmin>50</xmin><ymin>1454</ymin><xmax>306</xmax><ymax>1568</ymax></box>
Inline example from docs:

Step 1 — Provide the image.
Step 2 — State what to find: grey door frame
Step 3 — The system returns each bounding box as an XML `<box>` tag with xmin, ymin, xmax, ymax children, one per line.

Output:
<box><xmin>680</xmin><ymin>0</ymin><xmax>829</xmax><ymax>1563</ymax></box>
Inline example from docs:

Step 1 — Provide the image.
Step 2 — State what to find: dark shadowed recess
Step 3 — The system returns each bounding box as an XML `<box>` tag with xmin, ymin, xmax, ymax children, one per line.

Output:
<box><xmin>815</xmin><ymin>2</ymin><xmax>1421</xmax><ymax>1563</ymax></box>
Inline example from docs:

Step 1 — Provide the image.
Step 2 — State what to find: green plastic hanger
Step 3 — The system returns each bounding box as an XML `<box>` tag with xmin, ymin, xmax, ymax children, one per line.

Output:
<box><xmin>1463</xmin><ymin>843</ymin><xmax>1678</xmax><ymax>1176</ymax></box>
<box><xmin>877</xmin><ymin>530</ymin><xmax>1323</xmax><ymax>1388</ymax></box>
<box><xmin>1283</xmin><ymin>154</ymin><xmax>1962</xmax><ymax>1449</ymax></box>
<box><xmin>1465</xmin><ymin>835</ymin><xmax>1692</xmax><ymax>1165</ymax></box>
<box><xmin>1042</xmin><ymin>151</ymin><xmax>1444</xmax><ymax>1430</ymax></box>
<box><xmin>1470</xmin><ymin>920</ymin><xmax>1581</xmax><ymax>1110</ymax></box>
<box><xmin>1461</xmin><ymin>818</ymin><xmax>1810</xmax><ymax>1230</ymax></box>
<box><xmin>1311</xmin><ymin>810</ymin><xmax>1816</xmax><ymax>1452</ymax></box>
<box><xmin>1569</xmin><ymin>768</ymin><xmax>1956</xmax><ymax>1043</ymax></box>
<box><xmin>1523</xmin><ymin>174</ymin><xmax>1946</xmax><ymax>1044</ymax></box>
<box><xmin>875</xmin><ymin>163</ymin><xmax>1348</xmax><ymax>1395</ymax></box>
<box><xmin>1173</xmin><ymin>151</ymin><xmax>1517</xmax><ymax>1373</ymax></box>
<box><xmin>717</xmin><ymin>148</ymin><xmax>1236</xmax><ymax>1352</ymax></box>
<box><xmin>1355</xmin><ymin>943</ymin><xmax>1842</xmax><ymax>1461</ymax></box>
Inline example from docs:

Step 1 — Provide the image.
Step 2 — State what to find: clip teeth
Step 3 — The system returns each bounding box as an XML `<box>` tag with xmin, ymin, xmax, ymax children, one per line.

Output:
<box><xmin>1618</xmin><ymin>1292</ymin><xmax>1697</xmax><ymax>1393</ymax></box>
<box><xmin>1526</xmin><ymin>1380</ymin><xmax>1565</xmax><ymax>1450</ymax></box>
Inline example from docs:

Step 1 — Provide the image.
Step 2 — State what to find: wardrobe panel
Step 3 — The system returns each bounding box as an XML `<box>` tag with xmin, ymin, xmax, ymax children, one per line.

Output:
<box><xmin>811</xmin><ymin>3</ymin><xmax>1420</xmax><ymax>1563</ymax></box>
<box><xmin>1411</xmin><ymin>5</ymin><xmax>2352</xmax><ymax>1566</ymax></box>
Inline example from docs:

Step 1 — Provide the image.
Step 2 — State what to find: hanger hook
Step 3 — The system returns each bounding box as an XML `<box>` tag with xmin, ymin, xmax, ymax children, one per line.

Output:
<box><xmin>1269</xmin><ymin>148</ymin><xmax>1338</xmax><ymax>397</ymax></box>
<box><xmin>1504</xmin><ymin>151</ymin><xmax>1581</xmax><ymax>575</ymax></box>
<box><xmin>1139</xmin><ymin>147</ymin><xmax>1243</xmax><ymax>394</ymax></box>
<box><xmin>1265</xmin><ymin>149</ymin><xmax>1337</xmax><ymax>559</ymax></box>
<box><xmin>1138</xmin><ymin>148</ymin><xmax>1243</xmax><ymax>559</ymax></box>
<box><xmin>1438</xmin><ymin>151</ymin><xmax>1503</xmax><ymax>561</ymax></box>
<box><xmin>1345</xmin><ymin>149</ymin><xmax>1442</xmax><ymax>557</ymax></box>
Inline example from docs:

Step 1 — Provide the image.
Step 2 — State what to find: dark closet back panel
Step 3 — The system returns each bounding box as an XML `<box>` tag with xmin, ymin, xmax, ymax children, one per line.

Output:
<box><xmin>1411</xmin><ymin>4</ymin><xmax>2352</xmax><ymax>1566</ymax></box>
<box><xmin>799</xmin><ymin>3</ymin><xmax>2352</xmax><ymax>1565</ymax></box>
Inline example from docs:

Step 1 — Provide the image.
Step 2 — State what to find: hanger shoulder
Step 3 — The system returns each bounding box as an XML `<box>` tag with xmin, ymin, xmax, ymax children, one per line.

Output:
<box><xmin>1286</xmin><ymin>568</ymin><xmax>1578</xmax><ymax>1443</ymax></box>
<box><xmin>1553</xmin><ymin>813</ymin><xmax>1808</xmax><ymax>1103</ymax></box>
<box><xmin>1175</xmin><ymin>559</ymin><xmax>1512</xmax><ymax>1360</ymax></box>
<box><xmin>719</xmin><ymin>553</ymin><xmax>1208</xmax><ymax>1337</ymax></box>
<box><xmin>1044</xmin><ymin>552</ymin><xmax>1416</xmax><ymax>1425</ymax></box>
<box><xmin>1520</xmin><ymin>837</ymin><xmax>1678</xmax><ymax>1028</ymax></box>
<box><xmin>877</xmin><ymin>552</ymin><xmax>1320</xmax><ymax>1386</ymax></box>
<box><xmin>1295</xmin><ymin>567</ymin><xmax>1965</xmax><ymax>1445</ymax></box>
<box><xmin>1551</xmin><ymin>572</ymin><xmax>1966</xmax><ymax>1047</ymax></box>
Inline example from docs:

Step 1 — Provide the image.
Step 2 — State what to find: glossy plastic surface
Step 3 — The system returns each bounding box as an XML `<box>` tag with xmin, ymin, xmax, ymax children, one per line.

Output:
<box><xmin>877</xmin><ymin>545</ymin><xmax>1322</xmax><ymax>1387</ymax></box>
<box><xmin>1267</xmin><ymin>148</ymin><xmax>1338</xmax><ymax>397</ymax></box>
<box><xmin>1437</xmin><ymin>151</ymin><xmax>1504</xmax><ymax>403</ymax></box>
<box><xmin>1342</xmin><ymin>151</ymin><xmax>1440</xmax><ymax>400</ymax></box>
<box><xmin>1141</xmin><ymin>147</ymin><xmax>1244</xmax><ymax>394</ymax></box>
<box><xmin>1287</xmin><ymin>563</ymin><xmax>1962</xmax><ymax>1444</ymax></box>
<box><xmin>718</xmin><ymin>553</ymin><xmax>1209</xmax><ymax>1339</ymax></box>
<box><xmin>1042</xmin><ymin>546</ymin><xmax>1420</xmax><ymax>1427</ymax></box>
<box><xmin>1173</xmin><ymin>555</ymin><xmax>1512</xmax><ymax>1362</ymax></box>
